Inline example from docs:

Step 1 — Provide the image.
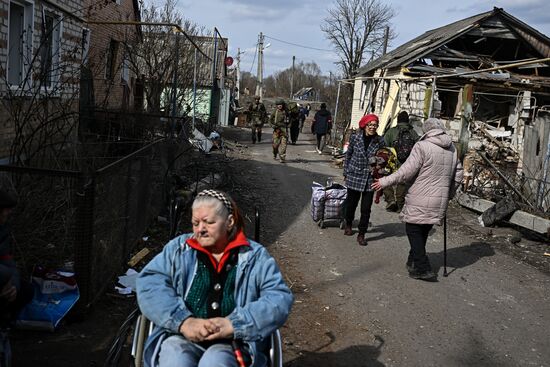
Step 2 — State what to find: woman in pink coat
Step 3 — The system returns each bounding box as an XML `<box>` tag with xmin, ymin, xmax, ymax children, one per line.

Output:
<box><xmin>372</xmin><ymin>118</ymin><xmax>463</xmax><ymax>280</ymax></box>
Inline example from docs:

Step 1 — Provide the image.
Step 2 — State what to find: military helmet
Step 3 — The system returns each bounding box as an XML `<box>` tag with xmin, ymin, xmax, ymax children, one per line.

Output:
<box><xmin>275</xmin><ymin>98</ymin><xmax>285</xmax><ymax>105</ymax></box>
<box><xmin>254</xmin><ymin>95</ymin><xmax>261</xmax><ymax>100</ymax></box>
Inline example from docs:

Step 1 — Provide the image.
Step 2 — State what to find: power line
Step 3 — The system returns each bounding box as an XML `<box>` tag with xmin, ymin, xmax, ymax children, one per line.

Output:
<box><xmin>264</xmin><ymin>35</ymin><xmax>332</xmax><ymax>52</ymax></box>
<box><xmin>249</xmin><ymin>43</ymin><xmax>258</xmax><ymax>74</ymax></box>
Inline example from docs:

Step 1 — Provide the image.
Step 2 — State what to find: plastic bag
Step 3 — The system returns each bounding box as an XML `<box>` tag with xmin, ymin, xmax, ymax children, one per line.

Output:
<box><xmin>16</xmin><ymin>267</ymin><xmax>79</xmax><ymax>331</ymax></box>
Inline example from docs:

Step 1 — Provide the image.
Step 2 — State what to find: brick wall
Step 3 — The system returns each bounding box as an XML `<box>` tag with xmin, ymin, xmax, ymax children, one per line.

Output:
<box><xmin>85</xmin><ymin>0</ymin><xmax>139</xmax><ymax>110</ymax></box>
<box><xmin>0</xmin><ymin>0</ymin><xmax>84</xmax><ymax>161</ymax></box>
<box><xmin>351</xmin><ymin>71</ymin><xmax>463</xmax><ymax>141</ymax></box>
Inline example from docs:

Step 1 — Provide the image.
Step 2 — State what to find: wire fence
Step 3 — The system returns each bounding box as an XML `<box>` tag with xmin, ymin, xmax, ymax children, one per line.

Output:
<box><xmin>1</xmin><ymin>136</ymin><xmax>193</xmax><ymax>309</ymax></box>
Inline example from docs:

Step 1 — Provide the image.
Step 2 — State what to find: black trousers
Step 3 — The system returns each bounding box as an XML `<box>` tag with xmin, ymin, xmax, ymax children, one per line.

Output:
<box><xmin>405</xmin><ymin>222</ymin><xmax>434</xmax><ymax>272</ymax></box>
<box><xmin>290</xmin><ymin>122</ymin><xmax>300</xmax><ymax>143</ymax></box>
<box><xmin>345</xmin><ymin>188</ymin><xmax>374</xmax><ymax>234</ymax></box>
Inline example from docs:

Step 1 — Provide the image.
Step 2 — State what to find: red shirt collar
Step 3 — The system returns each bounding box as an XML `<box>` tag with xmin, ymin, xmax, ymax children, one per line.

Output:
<box><xmin>186</xmin><ymin>229</ymin><xmax>249</xmax><ymax>273</ymax></box>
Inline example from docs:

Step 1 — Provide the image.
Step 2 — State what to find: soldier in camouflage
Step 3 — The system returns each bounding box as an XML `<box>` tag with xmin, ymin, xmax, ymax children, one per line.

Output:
<box><xmin>269</xmin><ymin>99</ymin><xmax>289</xmax><ymax>163</ymax></box>
<box><xmin>247</xmin><ymin>96</ymin><xmax>267</xmax><ymax>144</ymax></box>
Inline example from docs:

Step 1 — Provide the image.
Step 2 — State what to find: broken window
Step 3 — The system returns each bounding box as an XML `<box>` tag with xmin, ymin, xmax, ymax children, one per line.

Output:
<box><xmin>438</xmin><ymin>89</ymin><xmax>459</xmax><ymax>118</ymax></box>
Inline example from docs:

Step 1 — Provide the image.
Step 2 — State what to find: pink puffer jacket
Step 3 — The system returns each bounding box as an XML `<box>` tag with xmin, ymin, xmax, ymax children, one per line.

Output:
<box><xmin>379</xmin><ymin>129</ymin><xmax>463</xmax><ymax>225</ymax></box>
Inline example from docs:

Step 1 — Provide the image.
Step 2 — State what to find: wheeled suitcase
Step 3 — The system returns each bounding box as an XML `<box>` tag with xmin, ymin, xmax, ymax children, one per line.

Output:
<box><xmin>310</xmin><ymin>181</ymin><xmax>347</xmax><ymax>228</ymax></box>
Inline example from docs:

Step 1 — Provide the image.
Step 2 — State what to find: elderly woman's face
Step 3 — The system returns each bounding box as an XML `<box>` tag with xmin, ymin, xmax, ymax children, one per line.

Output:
<box><xmin>364</xmin><ymin>122</ymin><xmax>379</xmax><ymax>136</ymax></box>
<box><xmin>192</xmin><ymin>204</ymin><xmax>234</xmax><ymax>250</ymax></box>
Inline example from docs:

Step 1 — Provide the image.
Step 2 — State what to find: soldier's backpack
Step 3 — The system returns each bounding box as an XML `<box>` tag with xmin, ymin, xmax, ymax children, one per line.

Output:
<box><xmin>392</xmin><ymin>127</ymin><xmax>416</xmax><ymax>163</ymax></box>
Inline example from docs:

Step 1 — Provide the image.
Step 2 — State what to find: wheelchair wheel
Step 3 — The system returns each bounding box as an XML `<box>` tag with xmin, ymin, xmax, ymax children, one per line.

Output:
<box><xmin>318</xmin><ymin>220</ymin><xmax>325</xmax><ymax>228</ymax></box>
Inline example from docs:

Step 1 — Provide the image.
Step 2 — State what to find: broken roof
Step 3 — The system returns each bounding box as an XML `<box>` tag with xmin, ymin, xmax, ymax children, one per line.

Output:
<box><xmin>355</xmin><ymin>7</ymin><xmax>550</xmax><ymax>76</ymax></box>
<box><xmin>294</xmin><ymin>87</ymin><xmax>315</xmax><ymax>97</ymax></box>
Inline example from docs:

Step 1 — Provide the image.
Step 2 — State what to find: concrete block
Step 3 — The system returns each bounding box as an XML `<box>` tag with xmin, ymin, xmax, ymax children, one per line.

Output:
<box><xmin>450</xmin><ymin>120</ymin><xmax>462</xmax><ymax>130</ymax></box>
<box><xmin>456</xmin><ymin>192</ymin><xmax>550</xmax><ymax>235</ymax></box>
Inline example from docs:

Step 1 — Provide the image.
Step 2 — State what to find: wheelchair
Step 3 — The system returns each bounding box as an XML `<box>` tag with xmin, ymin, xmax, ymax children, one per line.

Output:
<box><xmin>130</xmin><ymin>315</ymin><xmax>283</xmax><ymax>367</ymax></box>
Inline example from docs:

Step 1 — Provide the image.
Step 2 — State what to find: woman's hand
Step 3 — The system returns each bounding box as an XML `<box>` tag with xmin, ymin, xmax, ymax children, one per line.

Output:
<box><xmin>204</xmin><ymin>317</ymin><xmax>234</xmax><ymax>341</ymax></box>
<box><xmin>371</xmin><ymin>179</ymin><xmax>383</xmax><ymax>191</ymax></box>
<box><xmin>179</xmin><ymin>317</ymin><xmax>220</xmax><ymax>342</ymax></box>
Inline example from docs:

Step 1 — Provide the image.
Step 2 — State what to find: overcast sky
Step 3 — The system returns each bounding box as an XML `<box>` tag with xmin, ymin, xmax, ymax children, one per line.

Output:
<box><xmin>178</xmin><ymin>0</ymin><xmax>550</xmax><ymax>78</ymax></box>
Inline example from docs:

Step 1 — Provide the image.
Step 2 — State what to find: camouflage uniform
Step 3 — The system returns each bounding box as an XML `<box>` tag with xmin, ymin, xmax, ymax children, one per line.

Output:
<box><xmin>247</xmin><ymin>98</ymin><xmax>267</xmax><ymax>143</ymax></box>
<box><xmin>269</xmin><ymin>101</ymin><xmax>289</xmax><ymax>162</ymax></box>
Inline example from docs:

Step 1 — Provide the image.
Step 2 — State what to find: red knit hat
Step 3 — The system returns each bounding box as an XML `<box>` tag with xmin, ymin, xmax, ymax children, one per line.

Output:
<box><xmin>359</xmin><ymin>114</ymin><xmax>379</xmax><ymax>129</ymax></box>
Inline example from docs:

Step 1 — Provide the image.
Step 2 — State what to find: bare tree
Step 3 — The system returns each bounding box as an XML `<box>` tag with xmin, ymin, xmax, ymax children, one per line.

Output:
<box><xmin>322</xmin><ymin>0</ymin><xmax>396</xmax><ymax>78</ymax></box>
<box><xmin>264</xmin><ymin>61</ymin><xmax>326</xmax><ymax>99</ymax></box>
<box><xmin>124</xmin><ymin>0</ymin><xmax>206</xmax><ymax>115</ymax></box>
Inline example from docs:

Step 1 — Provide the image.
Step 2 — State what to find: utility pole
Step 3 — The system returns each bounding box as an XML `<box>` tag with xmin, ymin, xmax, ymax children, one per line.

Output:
<box><xmin>382</xmin><ymin>26</ymin><xmax>390</xmax><ymax>55</ymax></box>
<box><xmin>170</xmin><ymin>31</ymin><xmax>180</xmax><ymax>137</ymax></box>
<box><xmin>255</xmin><ymin>32</ymin><xmax>264</xmax><ymax>98</ymax></box>
<box><xmin>236</xmin><ymin>48</ymin><xmax>241</xmax><ymax>101</ymax></box>
<box><xmin>290</xmin><ymin>55</ymin><xmax>295</xmax><ymax>100</ymax></box>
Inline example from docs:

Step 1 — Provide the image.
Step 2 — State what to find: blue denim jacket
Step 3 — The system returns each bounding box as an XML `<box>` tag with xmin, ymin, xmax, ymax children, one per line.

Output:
<box><xmin>136</xmin><ymin>233</ymin><xmax>294</xmax><ymax>367</ymax></box>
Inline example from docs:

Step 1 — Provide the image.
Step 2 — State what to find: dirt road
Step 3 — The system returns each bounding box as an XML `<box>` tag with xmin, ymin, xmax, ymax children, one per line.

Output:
<box><xmin>11</xmin><ymin>124</ymin><xmax>549</xmax><ymax>367</ymax></box>
<box><xmin>224</xmin><ymin>126</ymin><xmax>550</xmax><ymax>367</ymax></box>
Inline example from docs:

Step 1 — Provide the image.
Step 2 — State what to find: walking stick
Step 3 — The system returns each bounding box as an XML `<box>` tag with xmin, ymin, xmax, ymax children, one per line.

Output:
<box><xmin>443</xmin><ymin>215</ymin><xmax>448</xmax><ymax>277</ymax></box>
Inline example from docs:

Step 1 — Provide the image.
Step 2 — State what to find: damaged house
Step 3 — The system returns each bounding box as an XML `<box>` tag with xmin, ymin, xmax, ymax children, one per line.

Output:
<box><xmin>350</xmin><ymin>7</ymin><xmax>550</xmax><ymax>220</ymax></box>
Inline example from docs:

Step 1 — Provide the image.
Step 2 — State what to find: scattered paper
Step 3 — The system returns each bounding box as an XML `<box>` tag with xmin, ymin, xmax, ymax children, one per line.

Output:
<box><xmin>115</xmin><ymin>286</ymin><xmax>133</xmax><ymax>295</ymax></box>
<box><xmin>117</xmin><ymin>268</ymin><xmax>139</xmax><ymax>292</ymax></box>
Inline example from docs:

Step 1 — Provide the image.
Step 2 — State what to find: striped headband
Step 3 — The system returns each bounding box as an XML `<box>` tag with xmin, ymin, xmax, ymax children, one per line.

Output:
<box><xmin>197</xmin><ymin>189</ymin><xmax>233</xmax><ymax>214</ymax></box>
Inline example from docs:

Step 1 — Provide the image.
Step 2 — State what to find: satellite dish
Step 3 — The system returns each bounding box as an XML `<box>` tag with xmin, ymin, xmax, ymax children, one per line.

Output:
<box><xmin>224</xmin><ymin>56</ymin><xmax>234</xmax><ymax>66</ymax></box>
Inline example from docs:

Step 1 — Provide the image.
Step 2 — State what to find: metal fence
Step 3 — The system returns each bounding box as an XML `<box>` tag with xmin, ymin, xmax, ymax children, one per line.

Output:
<box><xmin>0</xmin><ymin>138</ymin><xmax>191</xmax><ymax>309</ymax></box>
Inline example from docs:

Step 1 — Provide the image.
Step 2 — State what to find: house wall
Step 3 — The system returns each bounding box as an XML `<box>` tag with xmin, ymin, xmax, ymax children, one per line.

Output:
<box><xmin>351</xmin><ymin>69</ymin><xmax>468</xmax><ymax>141</ymax></box>
<box><xmin>85</xmin><ymin>0</ymin><xmax>139</xmax><ymax>110</ymax></box>
<box><xmin>0</xmin><ymin>0</ymin><xmax>84</xmax><ymax>160</ymax></box>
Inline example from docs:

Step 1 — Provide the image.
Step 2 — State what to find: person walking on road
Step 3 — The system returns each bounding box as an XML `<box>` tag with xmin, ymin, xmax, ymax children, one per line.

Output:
<box><xmin>372</xmin><ymin>118</ymin><xmax>463</xmax><ymax>281</ymax></box>
<box><xmin>311</xmin><ymin>103</ymin><xmax>332</xmax><ymax>154</ymax></box>
<box><xmin>247</xmin><ymin>96</ymin><xmax>267</xmax><ymax>144</ymax></box>
<box><xmin>383</xmin><ymin>111</ymin><xmax>419</xmax><ymax>211</ymax></box>
<box><xmin>298</xmin><ymin>105</ymin><xmax>309</xmax><ymax>133</ymax></box>
<box><xmin>269</xmin><ymin>99</ymin><xmax>290</xmax><ymax>163</ymax></box>
<box><xmin>343</xmin><ymin>114</ymin><xmax>386</xmax><ymax>246</ymax></box>
<box><xmin>288</xmin><ymin>102</ymin><xmax>301</xmax><ymax>145</ymax></box>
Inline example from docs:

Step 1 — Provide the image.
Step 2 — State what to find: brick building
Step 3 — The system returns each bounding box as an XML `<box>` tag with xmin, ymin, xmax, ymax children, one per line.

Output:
<box><xmin>0</xmin><ymin>0</ymin><xmax>85</xmax><ymax>161</ymax></box>
<box><xmin>84</xmin><ymin>0</ymin><xmax>141</xmax><ymax>111</ymax></box>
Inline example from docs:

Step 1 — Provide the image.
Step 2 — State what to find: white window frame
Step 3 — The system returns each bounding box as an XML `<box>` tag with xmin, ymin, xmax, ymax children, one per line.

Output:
<box><xmin>39</xmin><ymin>7</ymin><xmax>62</xmax><ymax>91</ymax></box>
<box><xmin>7</xmin><ymin>0</ymin><xmax>34</xmax><ymax>91</ymax></box>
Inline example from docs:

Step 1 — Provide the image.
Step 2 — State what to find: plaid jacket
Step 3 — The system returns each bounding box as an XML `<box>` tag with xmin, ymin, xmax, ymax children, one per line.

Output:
<box><xmin>344</xmin><ymin>133</ymin><xmax>386</xmax><ymax>192</ymax></box>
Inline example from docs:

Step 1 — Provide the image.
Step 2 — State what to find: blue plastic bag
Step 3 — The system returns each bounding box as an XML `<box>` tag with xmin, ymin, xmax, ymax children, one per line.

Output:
<box><xmin>16</xmin><ymin>268</ymin><xmax>79</xmax><ymax>331</ymax></box>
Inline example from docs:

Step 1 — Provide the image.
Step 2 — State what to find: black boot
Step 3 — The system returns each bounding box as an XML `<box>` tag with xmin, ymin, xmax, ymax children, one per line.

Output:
<box><xmin>357</xmin><ymin>232</ymin><xmax>367</xmax><ymax>246</ymax></box>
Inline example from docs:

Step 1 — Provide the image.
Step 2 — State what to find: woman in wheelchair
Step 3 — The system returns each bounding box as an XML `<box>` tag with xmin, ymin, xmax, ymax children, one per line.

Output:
<box><xmin>136</xmin><ymin>190</ymin><xmax>293</xmax><ymax>367</ymax></box>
